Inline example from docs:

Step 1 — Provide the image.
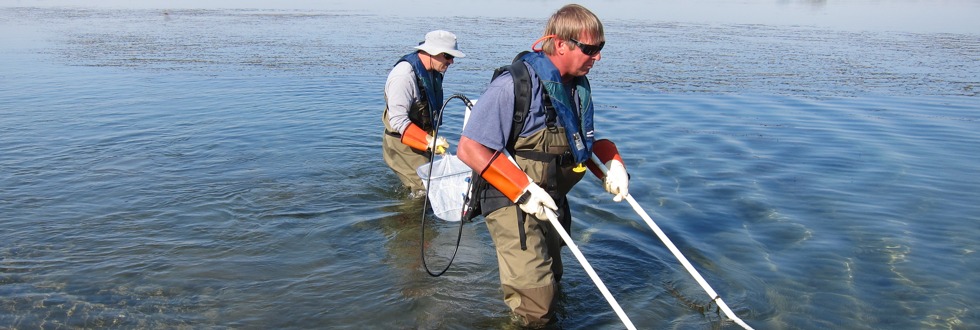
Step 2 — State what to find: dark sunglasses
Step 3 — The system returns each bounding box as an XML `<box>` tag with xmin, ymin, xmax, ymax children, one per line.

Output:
<box><xmin>568</xmin><ymin>38</ymin><xmax>604</xmax><ymax>56</ymax></box>
<box><xmin>442</xmin><ymin>53</ymin><xmax>455</xmax><ymax>60</ymax></box>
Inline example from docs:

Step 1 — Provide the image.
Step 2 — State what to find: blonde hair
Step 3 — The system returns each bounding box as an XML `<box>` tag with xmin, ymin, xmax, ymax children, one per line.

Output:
<box><xmin>540</xmin><ymin>4</ymin><xmax>605</xmax><ymax>55</ymax></box>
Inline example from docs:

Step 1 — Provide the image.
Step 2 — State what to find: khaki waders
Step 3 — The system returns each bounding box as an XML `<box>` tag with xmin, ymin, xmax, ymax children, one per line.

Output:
<box><xmin>486</xmin><ymin>126</ymin><xmax>585</xmax><ymax>327</ymax></box>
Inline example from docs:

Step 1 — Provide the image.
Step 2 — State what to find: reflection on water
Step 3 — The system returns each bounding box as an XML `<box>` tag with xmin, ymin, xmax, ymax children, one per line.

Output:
<box><xmin>1</xmin><ymin>5</ymin><xmax>979</xmax><ymax>330</ymax></box>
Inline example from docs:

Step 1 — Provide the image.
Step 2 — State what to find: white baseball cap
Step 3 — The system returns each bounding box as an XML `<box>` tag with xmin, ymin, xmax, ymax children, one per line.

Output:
<box><xmin>414</xmin><ymin>30</ymin><xmax>465</xmax><ymax>58</ymax></box>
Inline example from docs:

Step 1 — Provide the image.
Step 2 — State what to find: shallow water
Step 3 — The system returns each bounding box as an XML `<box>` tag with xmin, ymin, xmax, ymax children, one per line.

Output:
<box><xmin>2</xmin><ymin>3</ymin><xmax>979</xmax><ymax>330</ymax></box>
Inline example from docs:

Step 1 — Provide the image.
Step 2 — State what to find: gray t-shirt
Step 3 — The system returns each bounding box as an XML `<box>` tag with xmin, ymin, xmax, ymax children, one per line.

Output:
<box><xmin>384</xmin><ymin>61</ymin><xmax>418</xmax><ymax>134</ymax></box>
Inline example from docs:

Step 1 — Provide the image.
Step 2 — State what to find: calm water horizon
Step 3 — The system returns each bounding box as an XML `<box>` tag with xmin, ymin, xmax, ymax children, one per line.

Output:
<box><xmin>2</xmin><ymin>2</ymin><xmax>978</xmax><ymax>329</ymax></box>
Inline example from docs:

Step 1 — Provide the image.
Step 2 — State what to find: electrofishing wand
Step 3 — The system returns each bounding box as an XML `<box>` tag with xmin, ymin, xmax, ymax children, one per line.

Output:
<box><xmin>544</xmin><ymin>208</ymin><xmax>637</xmax><ymax>330</ymax></box>
<box><xmin>500</xmin><ymin>151</ymin><xmax>637</xmax><ymax>329</ymax></box>
<box><xmin>590</xmin><ymin>154</ymin><xmax>754</xmax><ymax>330</ymax></box>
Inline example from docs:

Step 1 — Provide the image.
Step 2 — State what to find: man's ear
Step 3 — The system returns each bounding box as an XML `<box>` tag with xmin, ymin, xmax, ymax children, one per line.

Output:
<box><xmin>554</xmin><ymin>39</ymin><xmax>567</xmax><ymax>55</ymax></box>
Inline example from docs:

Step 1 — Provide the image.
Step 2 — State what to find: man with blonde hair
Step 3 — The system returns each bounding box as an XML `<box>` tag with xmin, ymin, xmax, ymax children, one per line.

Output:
<box><xmin>458</xmin><ymin>4</ymin><xmax>630</xmax><ymax>327</ymax></box>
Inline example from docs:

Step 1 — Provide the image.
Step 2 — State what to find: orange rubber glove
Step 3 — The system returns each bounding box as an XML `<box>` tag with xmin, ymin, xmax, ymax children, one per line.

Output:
<box><xmin>401</xmin><ymin>123</ymin><xmax>448</xmax><ymax>154</ymax></box>
<box><xmin>481</xmin><ymin>152</ymin><xmax>557</xmax><ymax>220</ymax></box>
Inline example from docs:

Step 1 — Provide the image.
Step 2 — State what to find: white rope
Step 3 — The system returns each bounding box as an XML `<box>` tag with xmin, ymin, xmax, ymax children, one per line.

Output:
<box><xmin>591</xmin><ymin>154</ymin><xmax>754</xmax><ymax>330</ymax></box>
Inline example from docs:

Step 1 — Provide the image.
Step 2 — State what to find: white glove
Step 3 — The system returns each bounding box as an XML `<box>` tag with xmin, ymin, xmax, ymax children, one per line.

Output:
<box><xmin>517</xmin><ymin>183</ymin><xmax>558</xmax><ymax>220</ymax></box>
<box><xmin>604</xmin><ymin>159</ymin><xmax>629</xmax><ymax>202</ymax></box>
<box><xmin>425</xmin><ymin>135</ymin><xmax>450</xmax><ymax>155</ymax></box>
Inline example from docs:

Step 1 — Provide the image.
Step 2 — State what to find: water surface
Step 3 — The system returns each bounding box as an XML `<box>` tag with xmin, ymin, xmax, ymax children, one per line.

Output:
<box><xmin>1</xmin><ymin>3</ymin><xmax>978</xmax><ymax>329</ymax></box>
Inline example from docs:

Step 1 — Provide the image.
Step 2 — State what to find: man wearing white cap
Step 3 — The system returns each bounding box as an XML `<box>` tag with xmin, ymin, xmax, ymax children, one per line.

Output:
<box><xmin>382</xmin><ymin>30</ymin><xmax>465</xmax><ymax>197</ymax></box>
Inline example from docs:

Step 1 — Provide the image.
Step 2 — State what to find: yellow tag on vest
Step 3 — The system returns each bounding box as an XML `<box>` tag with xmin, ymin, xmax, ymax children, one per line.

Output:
<box><xmin>573</xmin><ymin>163</ymin><xmax>586</xmax><ymax>173</ymax></box>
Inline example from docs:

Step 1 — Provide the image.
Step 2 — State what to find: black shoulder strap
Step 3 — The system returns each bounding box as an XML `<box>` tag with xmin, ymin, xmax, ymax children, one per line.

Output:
<box><xmin>489</xmin><ymin>51</ymin><xmax>533</xmax><ymax>154</ymax></box>
<box><xmin>504</xmin><ymin>51</ymin><xmax>533</xmax><ymax>250</ymax></box>
<box><xmin>507</xmin><ymin>59</ymin><xmax>531</xmax><ymax>154</ymax></box>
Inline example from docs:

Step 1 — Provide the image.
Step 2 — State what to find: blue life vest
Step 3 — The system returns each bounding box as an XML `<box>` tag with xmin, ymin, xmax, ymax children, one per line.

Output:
<box><xmin>519</xmin><ymin>51</ymin><xmax>595</xmax><ymax>164</ymax></box>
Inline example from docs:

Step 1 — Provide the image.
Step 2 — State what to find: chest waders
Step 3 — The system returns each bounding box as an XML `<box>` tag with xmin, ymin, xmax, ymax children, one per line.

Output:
<box><xmin>511</xmin><ymin>127</ymin><xmax>586</xmax><ymax>249</ymax></box>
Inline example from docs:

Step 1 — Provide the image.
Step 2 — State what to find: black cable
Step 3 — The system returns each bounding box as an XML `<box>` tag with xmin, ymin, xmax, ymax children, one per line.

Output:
<box><xmin>420</xmin><ymin>93</ymin><xmax>472</xmax><ymax>277</ymax></box>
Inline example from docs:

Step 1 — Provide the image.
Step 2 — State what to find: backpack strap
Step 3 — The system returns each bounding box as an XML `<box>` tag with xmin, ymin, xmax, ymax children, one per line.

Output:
<box><xmin>507</xmin><ymin>59</ymin><xmax>532</xmax><ymax>154</ymax></box>
<box><xmin>502</xmin><ymin>53</ymin><xmax>534</xmax><ymax>250</ymax></box>
<box><xmin>488</xmin><ymin>51</ymin><xmax>534</xmax><ymax>155</ymax></box>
